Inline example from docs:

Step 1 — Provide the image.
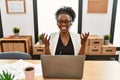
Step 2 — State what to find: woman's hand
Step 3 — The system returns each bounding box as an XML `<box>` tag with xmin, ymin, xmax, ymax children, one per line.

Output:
<box><xmin>41</xmin><ymin>33</ymin><xmax>50</xmax><ymax>46</ymax></box>
<box><xmin>79</xmin><ymin>32</ymin><xmax>89</xmax><ymax>55</ymax></box>
<box><xmin>80</xmin><ymin>32</ymin><xmax>89</xmax><ymax>46</ymax></box>
<box><xmin>40</xmin><ymin>33</ymin><xmax>51</xmax><ymax>55</ymax></box>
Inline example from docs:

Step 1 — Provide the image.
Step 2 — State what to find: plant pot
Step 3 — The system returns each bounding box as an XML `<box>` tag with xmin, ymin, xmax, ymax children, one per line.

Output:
<box><xmin>14</xmin><ymin>33</ymin><xmax>20</xmax><ymax>38</ymax></box>
<box><xmin>104</xmin><ymin>40</ymin><xmax>109</xmax><ymax>45</ymax></box>
<box><xmin>39</xmin><ymin>39</ymin><xmax>43</xmax><ymax>45</ymax></box>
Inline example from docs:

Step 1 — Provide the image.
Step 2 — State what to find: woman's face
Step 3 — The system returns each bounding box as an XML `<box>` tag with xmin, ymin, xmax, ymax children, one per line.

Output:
<box><xmin>57</xmin><ymin>14</ymin><xmax>72</xmax><ymax>33</ymax></box>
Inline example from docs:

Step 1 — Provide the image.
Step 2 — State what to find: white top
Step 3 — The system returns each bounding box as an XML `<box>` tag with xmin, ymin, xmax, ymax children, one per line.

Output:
<box><xmin>49</xmin><ymin>32</ymin><xmax>81</xmax><ymax>55</ymax></box>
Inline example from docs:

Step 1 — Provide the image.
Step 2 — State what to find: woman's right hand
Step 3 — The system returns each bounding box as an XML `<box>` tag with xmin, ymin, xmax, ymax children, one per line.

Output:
<box><xmin>40</xmin><ymin>33</ymin><xmax>51</xmax><ymax>55</ymax></box>
<box><xmin>41</xmin><ymin>33</ymin><xmax>50</xmax><ymax>46</ymax></box>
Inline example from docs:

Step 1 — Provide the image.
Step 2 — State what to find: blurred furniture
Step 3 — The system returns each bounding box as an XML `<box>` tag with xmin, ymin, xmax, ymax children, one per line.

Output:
<box><xmin>0</xmin><ymin>35</ymin><xmax>32</xmax><ymax>54</ymax></box>
<box><xmin>0</xmin><ymin>52</ymin><xmax>31</xmax><ymax>59</ymax></box>
<box><xmin>32</xmin><ymin>41</ymin><xmax>119</xmax><ymax>60</ymax></box>
<box><xmin>33</xmin><ymin>42</ymin><xmax>45</xmax><ymax>55</ymax></box>
<box><xmin>0</xmin><ymin>45</ymin><xmax>1</xmax><ymax>52</ymax></box>
<box><xmin>86</xmin><ymin>54</ymin><xmax>119</xmax><ymax>61</ymax></box>
<box><xmin>85</xmin><ymin>35</ymin><xmax>116</xmax><ymax>55</ymax></box>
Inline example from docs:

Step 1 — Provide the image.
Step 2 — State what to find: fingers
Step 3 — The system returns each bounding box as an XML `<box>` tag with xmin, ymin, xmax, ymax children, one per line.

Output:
<box><xmin>85</xmin><ymin>32</ymin><xmax>89</xmax><ymax>37</ymax></box>
<box><xmin>45</xmin><ymin>34</ymin><xmax>48</xmax><ymax>40</ymax></box>
<box><xmin>82</xmin><ymin>32</ymin><xmax>89</xmax><ymax>37</ymax></box>
<box><xmin>80</xmin><ymin>33</ymin><xmax>86</xmax><ymax>39</ymax></box>
<box><xmin>41</xmin><ymin>33</ymin><xmax>45</xmax><ymax>37</ymax></box>
<box><xmin>80</xmin><ymin>32</ymin><xmax>90</xmax><ymax>39</ymax></box>
<box><xmin>80</xmin><ymin>34</ymin><xmax>82</xmax><ymax>39</ymax></box>
<box><xmin>41</xmin><ymin>33</ymin><xmax>50</xmax><ymax>42</ymax></box>
<box><xmin>80</xmin><ymin>32</ymin><xmax>89</xmax><ymax>46</ymax></box>
<box><xmin>48</xmin><ymin>36</ymin><xmax>51</xmax><ymax>41</ymax></box>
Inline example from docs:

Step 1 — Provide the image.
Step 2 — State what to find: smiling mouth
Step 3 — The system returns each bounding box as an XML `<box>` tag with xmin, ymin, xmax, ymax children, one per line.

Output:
<box><xmin>61</xmin><ymin>27</ymin><xmax>67</xmax><ymax>30</ymax></box>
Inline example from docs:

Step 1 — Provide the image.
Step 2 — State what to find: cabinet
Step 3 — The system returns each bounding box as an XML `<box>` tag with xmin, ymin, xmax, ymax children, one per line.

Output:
<box><xmin>102</xmin><ymin>44</ymin><xmax>116</xmax><ymax>55</ymax></box>
<box><xmin>86</xmin><ymin>54</ymin><xmax>119</xmax><ymax>61</ymax></box>
<box><xmin>33</xmin><ymin>42</ymin><xmax>45</xmax><ymax>55</ymax></box>
<box><xmin>0</xmin><ymin>35</ymin><xmax>32</xmax><ymax>54</ymax></box>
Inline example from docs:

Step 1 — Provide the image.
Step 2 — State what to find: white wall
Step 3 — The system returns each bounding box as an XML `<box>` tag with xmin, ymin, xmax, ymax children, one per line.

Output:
<box><xmin>82</xmin><ymin>0</ymin><xmax>113</xmax><ymax>37</ymax></box>
<box><xmin>37</xmin><ymin>0</ymin><xmax>78</xmax><ymax>35</ymax></box>
<box><xmin>0</xmin><ymin>0</ymin><xmax>35</xmax><ymax>43</ymax></box>
<box><xmin>0</xmin><ymin>0</ymin><xmax>115</xmax><ymax>44</ymax></box>
<box><xmin>113</xmin><ymin>0</ymin><xmax>120</xmax><ymax>47</ymax></box>
<box><xmin>37</xmin><ymin>0</ymin><xmax>113</xmax><ymax>37</ymax></box>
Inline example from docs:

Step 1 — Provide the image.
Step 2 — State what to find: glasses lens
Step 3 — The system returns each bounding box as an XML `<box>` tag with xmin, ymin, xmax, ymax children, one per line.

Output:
<box><xmin>57</xmin><ymin>20</ymin><xmax>71</xmax><ymax>24</ymax></box>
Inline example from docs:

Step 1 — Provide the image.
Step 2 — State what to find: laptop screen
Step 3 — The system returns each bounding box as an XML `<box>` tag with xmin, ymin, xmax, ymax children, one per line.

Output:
<box><xmin>41</xmin><ymin>55</ymin><xmax>86</xmax><ymax>79</ymax></box>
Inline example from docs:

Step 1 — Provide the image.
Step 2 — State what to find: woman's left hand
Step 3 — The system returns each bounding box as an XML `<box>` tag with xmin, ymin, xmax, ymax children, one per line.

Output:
<box><xmin>80</xmin><ymin>32</ymin><xmax>89</xmax><ymax>46</ymax></box>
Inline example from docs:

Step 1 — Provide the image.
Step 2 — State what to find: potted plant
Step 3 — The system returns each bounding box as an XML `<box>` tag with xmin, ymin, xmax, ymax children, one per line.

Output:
<box><xmin>13</xmin><ymin>27</ymin><xmax>20</xmax><ymax>38</ymax></box>
<box><xmin>0</xmin><ymin>70</ymin><xmax>15</xmax><ymax>80</ymax></box>
<box><xmin>104</xmin><ymin>34</ymin><xmax>110</xmax><ymax>45</ymax></box>
<box><xmin>38</xmin><ymin>34</ymin><xmax>43</xmax><ymax>45</ymax></box>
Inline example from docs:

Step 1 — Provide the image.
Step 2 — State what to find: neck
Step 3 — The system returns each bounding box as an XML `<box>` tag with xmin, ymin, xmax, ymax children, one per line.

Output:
<box><xmin>60</xmin><ymin>32</ymin><xmax>69</xmax><ymax>37</ymax></box>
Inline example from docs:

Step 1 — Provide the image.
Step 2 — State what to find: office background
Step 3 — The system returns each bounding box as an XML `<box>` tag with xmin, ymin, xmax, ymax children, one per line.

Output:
<box><xmin>0</xmin><ymin>0</ymin><xmax>120</xmax><ymax>49</ymax></box>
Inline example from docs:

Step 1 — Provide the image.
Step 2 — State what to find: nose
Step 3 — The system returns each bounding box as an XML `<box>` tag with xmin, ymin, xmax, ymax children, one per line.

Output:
<box><xmin>61</xmin><ymin>22</ymin><xmax>66</xmax><ymax>25</ymax></box>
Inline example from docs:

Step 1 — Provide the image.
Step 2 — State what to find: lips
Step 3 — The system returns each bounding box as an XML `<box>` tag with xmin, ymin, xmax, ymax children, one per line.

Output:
<box><xmin>61</xmin><ymin>27</ymin><xmax>67</xmax><ymax>30</ymax></box>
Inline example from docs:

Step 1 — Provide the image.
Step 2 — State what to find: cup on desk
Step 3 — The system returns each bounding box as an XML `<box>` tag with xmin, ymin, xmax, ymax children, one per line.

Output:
<box><xmin>24</xmin><ymin>66</ymin><xmax>35</xmax><ymax>80</ymax></box>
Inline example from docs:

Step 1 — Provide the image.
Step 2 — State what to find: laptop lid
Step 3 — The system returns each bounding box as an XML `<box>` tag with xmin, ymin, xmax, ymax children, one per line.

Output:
<box><xmin>41</xmin><ymin>55</ymin><xmax>86</xmax><ymax>79</ymax></box>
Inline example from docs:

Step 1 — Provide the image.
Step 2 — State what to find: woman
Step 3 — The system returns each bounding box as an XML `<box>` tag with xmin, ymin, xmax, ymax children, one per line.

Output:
<box><xmin>41</xmin><ymin>6</ymin><xmax>89</xmax><ymax>55</ymax></box>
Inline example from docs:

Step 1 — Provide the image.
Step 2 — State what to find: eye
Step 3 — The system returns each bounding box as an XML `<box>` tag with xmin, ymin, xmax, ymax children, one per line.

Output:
<box><xmin>57</xmin><ymin>20</ymin><xmax>71</xmax><ymax>24</ymax></box>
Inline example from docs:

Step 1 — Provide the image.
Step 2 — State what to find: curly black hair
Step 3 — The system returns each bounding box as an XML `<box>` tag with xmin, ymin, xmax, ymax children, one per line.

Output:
<box><xmin>55</xmin><ymin>6</ymin><xmax>76</xmax><ymax>22</ymax></box>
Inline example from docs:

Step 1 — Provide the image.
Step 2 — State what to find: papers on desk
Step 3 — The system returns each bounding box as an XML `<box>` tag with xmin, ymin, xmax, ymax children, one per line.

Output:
<box><xmin>0</xmin><ymin>59</ymin><xmax>42</xmax><ymax>80</ymax></box>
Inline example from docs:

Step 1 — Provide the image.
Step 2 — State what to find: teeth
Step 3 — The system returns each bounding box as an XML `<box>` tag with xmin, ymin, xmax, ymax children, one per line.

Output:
<box><xmin>61</xmin><ymin>27</ymin><xmax>66</xmax><ymax>30</ymax></box>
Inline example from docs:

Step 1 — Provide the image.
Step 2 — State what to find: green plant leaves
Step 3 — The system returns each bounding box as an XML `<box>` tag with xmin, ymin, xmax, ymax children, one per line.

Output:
<box><xmin>0</xmin><ymin>70</ymin><xmax>15</xmax><ymax>80</ymax></box>
<box><xmin>13</xmin><ymin>27</ymin><xmax>20</xmax><ymax>33</ymax></box>
<box><xmin>104</xmin><ymin>34</ymin><xmax>110</xmax><ymax>40</ymax></box>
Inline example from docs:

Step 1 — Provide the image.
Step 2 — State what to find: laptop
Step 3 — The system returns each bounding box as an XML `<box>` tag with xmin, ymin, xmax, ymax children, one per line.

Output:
<box><xmin>41</xmin><ymin>55</ymin><xmax>86</xmax><ymax>79</ymax></box>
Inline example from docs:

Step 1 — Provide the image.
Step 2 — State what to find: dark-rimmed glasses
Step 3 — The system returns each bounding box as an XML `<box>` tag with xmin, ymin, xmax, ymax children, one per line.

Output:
<box><xmin>57</xmin><ymin>20</ymin><xmax>71</xmax><ymax>24</ymax></box>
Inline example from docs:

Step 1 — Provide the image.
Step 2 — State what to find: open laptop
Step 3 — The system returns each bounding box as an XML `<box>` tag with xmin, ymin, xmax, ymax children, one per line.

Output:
<box><xmin>41</xmin><ymin>55</ymin><xmax>86</xmax><ymax>79</ymax></box>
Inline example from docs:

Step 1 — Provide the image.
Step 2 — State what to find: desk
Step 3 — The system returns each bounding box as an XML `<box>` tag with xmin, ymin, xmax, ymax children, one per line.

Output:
<box><xmin>0</xmin><ymin>60</ymin><xmax>120</xmax><ymax>80</ymax></box>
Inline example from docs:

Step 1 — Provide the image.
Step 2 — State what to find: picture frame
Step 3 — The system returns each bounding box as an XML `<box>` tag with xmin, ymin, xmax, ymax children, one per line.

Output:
<box><xmin>88</xmin><ymin>0</ymin><xmax>108</xmax><ymax>13</ymax></box>
<box><xmin>5</xmin><ymin>0</ymin><xmax>26</xmax><ymax>14</ymax></box>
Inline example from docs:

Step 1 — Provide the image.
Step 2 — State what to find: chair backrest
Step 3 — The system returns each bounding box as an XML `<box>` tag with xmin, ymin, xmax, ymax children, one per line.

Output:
<box><xmin>0</xmin><ymin>52</ymin><xmax>32</xmax><ymax>59</ymax></box>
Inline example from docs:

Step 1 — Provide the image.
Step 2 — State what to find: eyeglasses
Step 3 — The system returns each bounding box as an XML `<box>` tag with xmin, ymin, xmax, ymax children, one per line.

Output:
<box><xmin>57</xmin><ymin>20</ymin><xmax>71</xmax><ymax>24</ymax></box>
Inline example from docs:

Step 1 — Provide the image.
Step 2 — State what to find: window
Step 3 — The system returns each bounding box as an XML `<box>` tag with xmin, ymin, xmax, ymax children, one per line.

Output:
<box><xmin>113</xmin><ymin>0</ymin><xmax>120</xmax><ymax>48</ymax></box>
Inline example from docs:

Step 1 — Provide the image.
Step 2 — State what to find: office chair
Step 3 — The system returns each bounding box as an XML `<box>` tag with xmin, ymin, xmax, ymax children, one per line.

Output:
<box><xmin>0</xmin><ymin>52</ymin><xmax>32</xmax><ymax>59</ymax></box>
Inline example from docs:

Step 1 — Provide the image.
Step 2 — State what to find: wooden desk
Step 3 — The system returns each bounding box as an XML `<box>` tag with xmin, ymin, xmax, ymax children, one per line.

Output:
<box><xmin>0</xmin><ymin>60</ymin><xmax>120</xmax><ymax>80</ymax></box>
